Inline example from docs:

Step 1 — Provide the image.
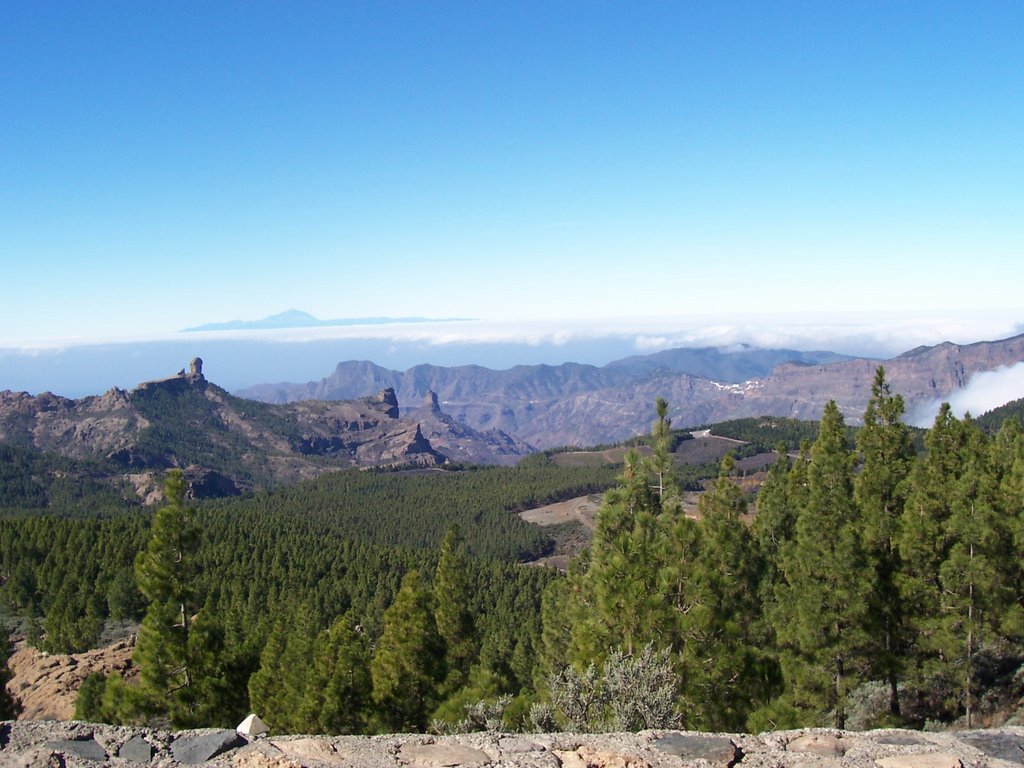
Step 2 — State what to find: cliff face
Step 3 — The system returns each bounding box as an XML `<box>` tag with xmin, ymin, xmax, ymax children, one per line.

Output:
<box><xmin>238</xmin><ymin>334</ymin><xmax>1024</xmax><ymax>448</ymax></box>
<box><xmin>1</xmin><ymin>720</ymin><xmax>1021</xmax><ymax>768</ymax></box>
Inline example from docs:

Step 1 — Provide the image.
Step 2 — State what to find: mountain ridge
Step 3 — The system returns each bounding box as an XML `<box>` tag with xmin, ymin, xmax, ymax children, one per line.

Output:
<box><xmin>0</xmin><ymin>359</ymin><xmax>531</xmax><ymax>499</ymax></box>
<box><xmin>237</xmin><ymin>334</ymin><xmax>1024</xmax><ymax>448</ymax></box>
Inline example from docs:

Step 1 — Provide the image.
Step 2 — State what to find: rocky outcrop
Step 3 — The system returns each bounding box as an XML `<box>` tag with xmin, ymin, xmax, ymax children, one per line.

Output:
<box><xmin>0</xmin><ymin>387</ymin><xmax>144</xmax><ymax>458</ymax></box>
<box><xmin>1</xmin><ymin>722</ymin><xmax>1021</xmax><ymax>768</ymax></box>
<box><xmin>183</xmin><ymin>467</ymin><xmax>241</xmax><ymax>499</ymax></box>
<box><xmin>425</xmin><ymin>391</ymin><xmax>442</xmax><ymax>414</ymax></box>
<box><xmin>7</xmin><ymin>639</ymin><xmax>137</xmax><ymax>721</ymax></box>
<box><xmin>407</xmin><ymin>394</ymin><xmax>535</xmax><ymax>466</ymax></box>
<box><xmin>0</xmin><ymin>368</ymin><xmax>450</xmax><ymax>496</ymax></box>
<box><xmin>285</xmin><ymin>389</ymin><xmax>445</xmax><ymax>468</ymax></box>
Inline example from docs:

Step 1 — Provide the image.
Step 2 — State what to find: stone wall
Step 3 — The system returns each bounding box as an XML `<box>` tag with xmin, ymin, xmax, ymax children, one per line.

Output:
<box><xmin>1</xmin><ymin>720</ymin><xmax>1022</xmax><ymax>768</ymax></box>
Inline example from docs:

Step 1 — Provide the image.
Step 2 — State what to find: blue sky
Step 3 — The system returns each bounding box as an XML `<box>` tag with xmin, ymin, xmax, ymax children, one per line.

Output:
<box><xmin>2</xmin><ymin>1</ymin><xmax>1022</xmax><ymax>349</ymax></box>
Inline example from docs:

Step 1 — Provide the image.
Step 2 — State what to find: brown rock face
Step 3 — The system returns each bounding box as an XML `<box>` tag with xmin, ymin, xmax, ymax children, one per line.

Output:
<box><xmin>7</xmin><ymin>637</ymin><xmax>137</xmax><ymax>721</ymax></box>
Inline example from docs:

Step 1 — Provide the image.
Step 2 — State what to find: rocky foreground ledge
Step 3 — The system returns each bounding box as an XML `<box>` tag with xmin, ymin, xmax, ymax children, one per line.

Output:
<box><xmin>1</xmin><ymin>721</ymin><xmax>1022</xmax><ymax>768</ymax></box>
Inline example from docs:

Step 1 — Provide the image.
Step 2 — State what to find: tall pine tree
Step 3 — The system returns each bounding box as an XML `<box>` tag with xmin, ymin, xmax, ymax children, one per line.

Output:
<box><xmin>678</xmin><ymin>454</ymin><xmax>763</xmax><ymax>730</ymax></box>
<box><xmin>854</xmin><ymin>366</ymin><xmax>913</xmax><ymax>719</ymax></box>
<box><xmin>433</xmin><ymin>526</ymin><xmax>477</xmax><ymax>697</ymax></box>
<box><xmin>773</xmin><ymin>401</ymin><xmax>872</xmax><ymax>728</ymax></box>
<box><xmin>568</xmin><ymin>450</ymin><xmax>670</xmax><ymax>665</ymax></box>
<box><xmin>370</xmin><ymin>570</ymin><xmax>444</xmax><ymax>732</ymax></box>
<box><xmin>899</xmin><ymin>404</ymin><xmax>972</xmax><ymax>718</ymax></box>
<box><xmin>299</xmin><ymin>613</ymin><xmax>371</xmax><ymax>734</ymax></box>
<box><xmin>132</xmin><ymin>469</ymin><xmax>207</xmax><ymax>725</ymax></box>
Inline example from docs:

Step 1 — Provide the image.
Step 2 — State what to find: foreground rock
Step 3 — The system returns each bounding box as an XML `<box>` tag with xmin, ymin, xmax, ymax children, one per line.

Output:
<box><xmin>1</xmin><ymin>721</ymin><xmax>1021</xmax><ymax>768</ymax></box>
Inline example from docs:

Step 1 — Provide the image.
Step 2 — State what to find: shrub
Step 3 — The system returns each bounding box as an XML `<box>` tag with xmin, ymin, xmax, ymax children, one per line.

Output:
<box><xmin>547</xmin><ymin>643</ymin><xmax>679</xmax><ymax>732</ymax></box>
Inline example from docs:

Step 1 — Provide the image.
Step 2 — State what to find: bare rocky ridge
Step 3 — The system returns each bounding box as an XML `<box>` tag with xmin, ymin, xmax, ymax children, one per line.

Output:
<box><xmin>0</xmin><ymin>364</ymin><xmax>532</xmax><ymax>497</ymax></box>
<box><xmin>7</xmin><ymin>639</ymin><xmax>137</xmax><ymax>721</ymax></box>
<box><xmin>1</xmin><ymin>720</ymin><xmax>1022</xmax><ymax>767</ymax></box>
<box><xmin>414</xmin><ymin>391</ymin><xmax>536</xmax><ymax>466</ymax></box>
<box><xmin>237</xmin><ymin>334</ymin><xmax>1024</xmax><ymax>448</ymax></box>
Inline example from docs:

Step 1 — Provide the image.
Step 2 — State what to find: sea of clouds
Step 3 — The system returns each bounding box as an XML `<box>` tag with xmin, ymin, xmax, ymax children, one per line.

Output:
<box><xmin>2</xmin><ymin>310</ymin><xmax>1021</xmax><ymax>401</ymax></box>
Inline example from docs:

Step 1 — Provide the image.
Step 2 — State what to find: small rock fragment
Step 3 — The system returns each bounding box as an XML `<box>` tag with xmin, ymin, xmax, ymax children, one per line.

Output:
<box><xmin>872</xmin><ymin>732</ymin><xmax>929</xmax><ymax>746</ymax></box>
<box><xmin>555</xmin><ymin>745</ymin><xmax>650</xmax><ymax>768</ymax></box>
<box><xmin>498</xmin><ymin>736</ymin><xmax>544</xmax><ymax>753</ymax></box>
<box><xmin>875</xmin><ymin>754</ymin><xmax>962</xmax><ymax>768</ymax></box>
<box><xmin>581</xmin><ymin>745</ymin><xmax>650</xmax><ymax>768</ymax></box>
<box><xmin>787</xmin><ymin>733</ymin><xmax>846</xmax><ymax>755</ymax></box>
<box><xmin>652</xmin><ymin>733</ymin><xmax>737</xmax><ymax>767</ymax></box>
<box><xmin>44</xmin><ymin>737</ymin><xmax>108</xmax><ymax>761</ymax></box>
<box><xmin>233</xmin><ymin>751</ymin><xmax>303</xmax><ymax>768</ymax></box>
<box><xmin>238</xmin><ymin>713</ymin><xmax>270</xmax><ymax>737</ymax></box>
<box><xmin>171</xmin><ymin>729</ymin><xmax>247</xmax><ymax>764</ymax></box>
<box><xmin>118</xmin><ymin>734</ymin><xmax>155</xmax><ymax>763</ymax></box>
<box><xmin>399</xmin><ymin>742</ymin><xmax>492</xmax><ymax>767</ymax></box>
<box><xmin>271</xmin><ymin>737</ymin><xmax>339</xmax><ymax>762</ymax></box>
<box><xmin>554</xmin><ymin>749</ymin><xmax>589</xmax><ymax>768</ymax></box>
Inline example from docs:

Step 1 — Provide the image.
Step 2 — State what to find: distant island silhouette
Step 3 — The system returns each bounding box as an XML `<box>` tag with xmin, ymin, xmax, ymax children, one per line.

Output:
<box><xmin>183</xmin><ymin>309</ymin><xmax>474</xmax><ymax>332</ymax></box>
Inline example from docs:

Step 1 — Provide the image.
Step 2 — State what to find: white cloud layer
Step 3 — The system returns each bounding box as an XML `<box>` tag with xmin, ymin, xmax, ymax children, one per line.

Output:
<box><xmin>910</xmin><ymin>362</ymin><xmax>1024</xmax><ymax>427</ymax></box>
<box><xmin>2</xmin><ymin>310</ymin><xmax>1021</xmax><ymax>363</ymax></box>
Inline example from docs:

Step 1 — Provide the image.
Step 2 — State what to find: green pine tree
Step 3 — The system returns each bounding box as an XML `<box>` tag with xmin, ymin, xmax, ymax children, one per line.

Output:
<box><xmin>854</xmin><ymin>366</ymin><xmax>914</xmax><ymax>720</ymax></box>
<box><xmin>751</xmin><ymin>444</ymin><xmax>796</xmax><ymax>593</ymax></box>
<box><xmin>992</xmin><ymin>418</ymin><xmax>1024</xmax><ymax>639</ymax></box>
<box><xmin>433</xmin><ymin>526</ymin><xmax>477</xmax><ymax>696</ymax></box>
<box><xmin>300</xmin><ymin>614</ymin><xmax>371</xmax><ymax>734</ymax></box>
<box><xmin>73</xmin><ymin>672</ymin><xmax>107</xmax><ymax>722</ymax></box>
<box><xmin>370</xmin><ymin>570</ymin><xmax>444</xmax><ymax>732</ymax></box>
<box><xmin>927</xmin><ymin>419</ymin><xmax>1011</xmax><ymax>726</ymax></box>
<box><xmin>568</xmin><ymin>450</ymin><xmax>669</xmax><ymax>665</ymax></box>
<box><xmin>131</xmin><ymin>469</ymin><xmax>213</xmax><ymax>726</ymax></box>
<box><xmin>273</xmin><ymin>604</ymin><xmax>318</xmax><ymax>733</ymax></box>
<box><xmin>899</xmin><ymin>404</ymin><xmax>972</xmax><ymax>716</ymax></box>
<box><xmin>650</xmin><ymin>397</ymin><xmax>678</xmax><ymax>510</ymax></box>
<box><xmin>773</xmin><ymin>401</ymin><xmax>872</xmax><ymax>728</ymax></box>
<box><xmin>678</xmin><ymin>454</ymin><xmax>763</xmax><ymax>730</ymax></box>
<box><xmin>248</xmin><ymin>614</ymin><xmax>290</xmax><ymax>731</ymax></box>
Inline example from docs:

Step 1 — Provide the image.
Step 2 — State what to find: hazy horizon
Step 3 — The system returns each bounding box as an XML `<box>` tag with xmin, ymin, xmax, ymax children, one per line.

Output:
<box><xmin>3</xmin><ymin>310</ymin><xmax>1023</xmax><ymax>401</ymax></box>
<box><xmin>2</xmin><ymin>3</ymin><xmax>1022</xmax><ymax>353</ymax></box>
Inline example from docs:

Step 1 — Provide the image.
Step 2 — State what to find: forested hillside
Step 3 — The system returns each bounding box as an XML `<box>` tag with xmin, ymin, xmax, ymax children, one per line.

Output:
<box><xmin>0</xmin><ymin>445</ymin><xmax>137</xmax><ymax>516</ymax></box>
<box><xmin>1</xmin><ymin>370</ymin><xmax>1021</xmax><ymax>735</ymax></box>
<box><xmin>0</xmin><ymin>461</ymin><xmax>617</xmax><ymax>730</ymax></box>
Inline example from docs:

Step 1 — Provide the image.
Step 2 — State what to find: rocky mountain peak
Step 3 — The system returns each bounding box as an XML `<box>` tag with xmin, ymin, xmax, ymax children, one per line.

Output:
<box><xmin>425</xmin><ymin>390</ymin><xmax>441</xmax><ymax>413</ymax></box>
<box><xmin>135</xmin><ymin>359</ymin><xmax>210</xmax><ymax>396</ymax></box>
<box><xmin>373</xmin><ymin>387</ymin><xmax>400</xmax><ymax>418</ymax></box>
